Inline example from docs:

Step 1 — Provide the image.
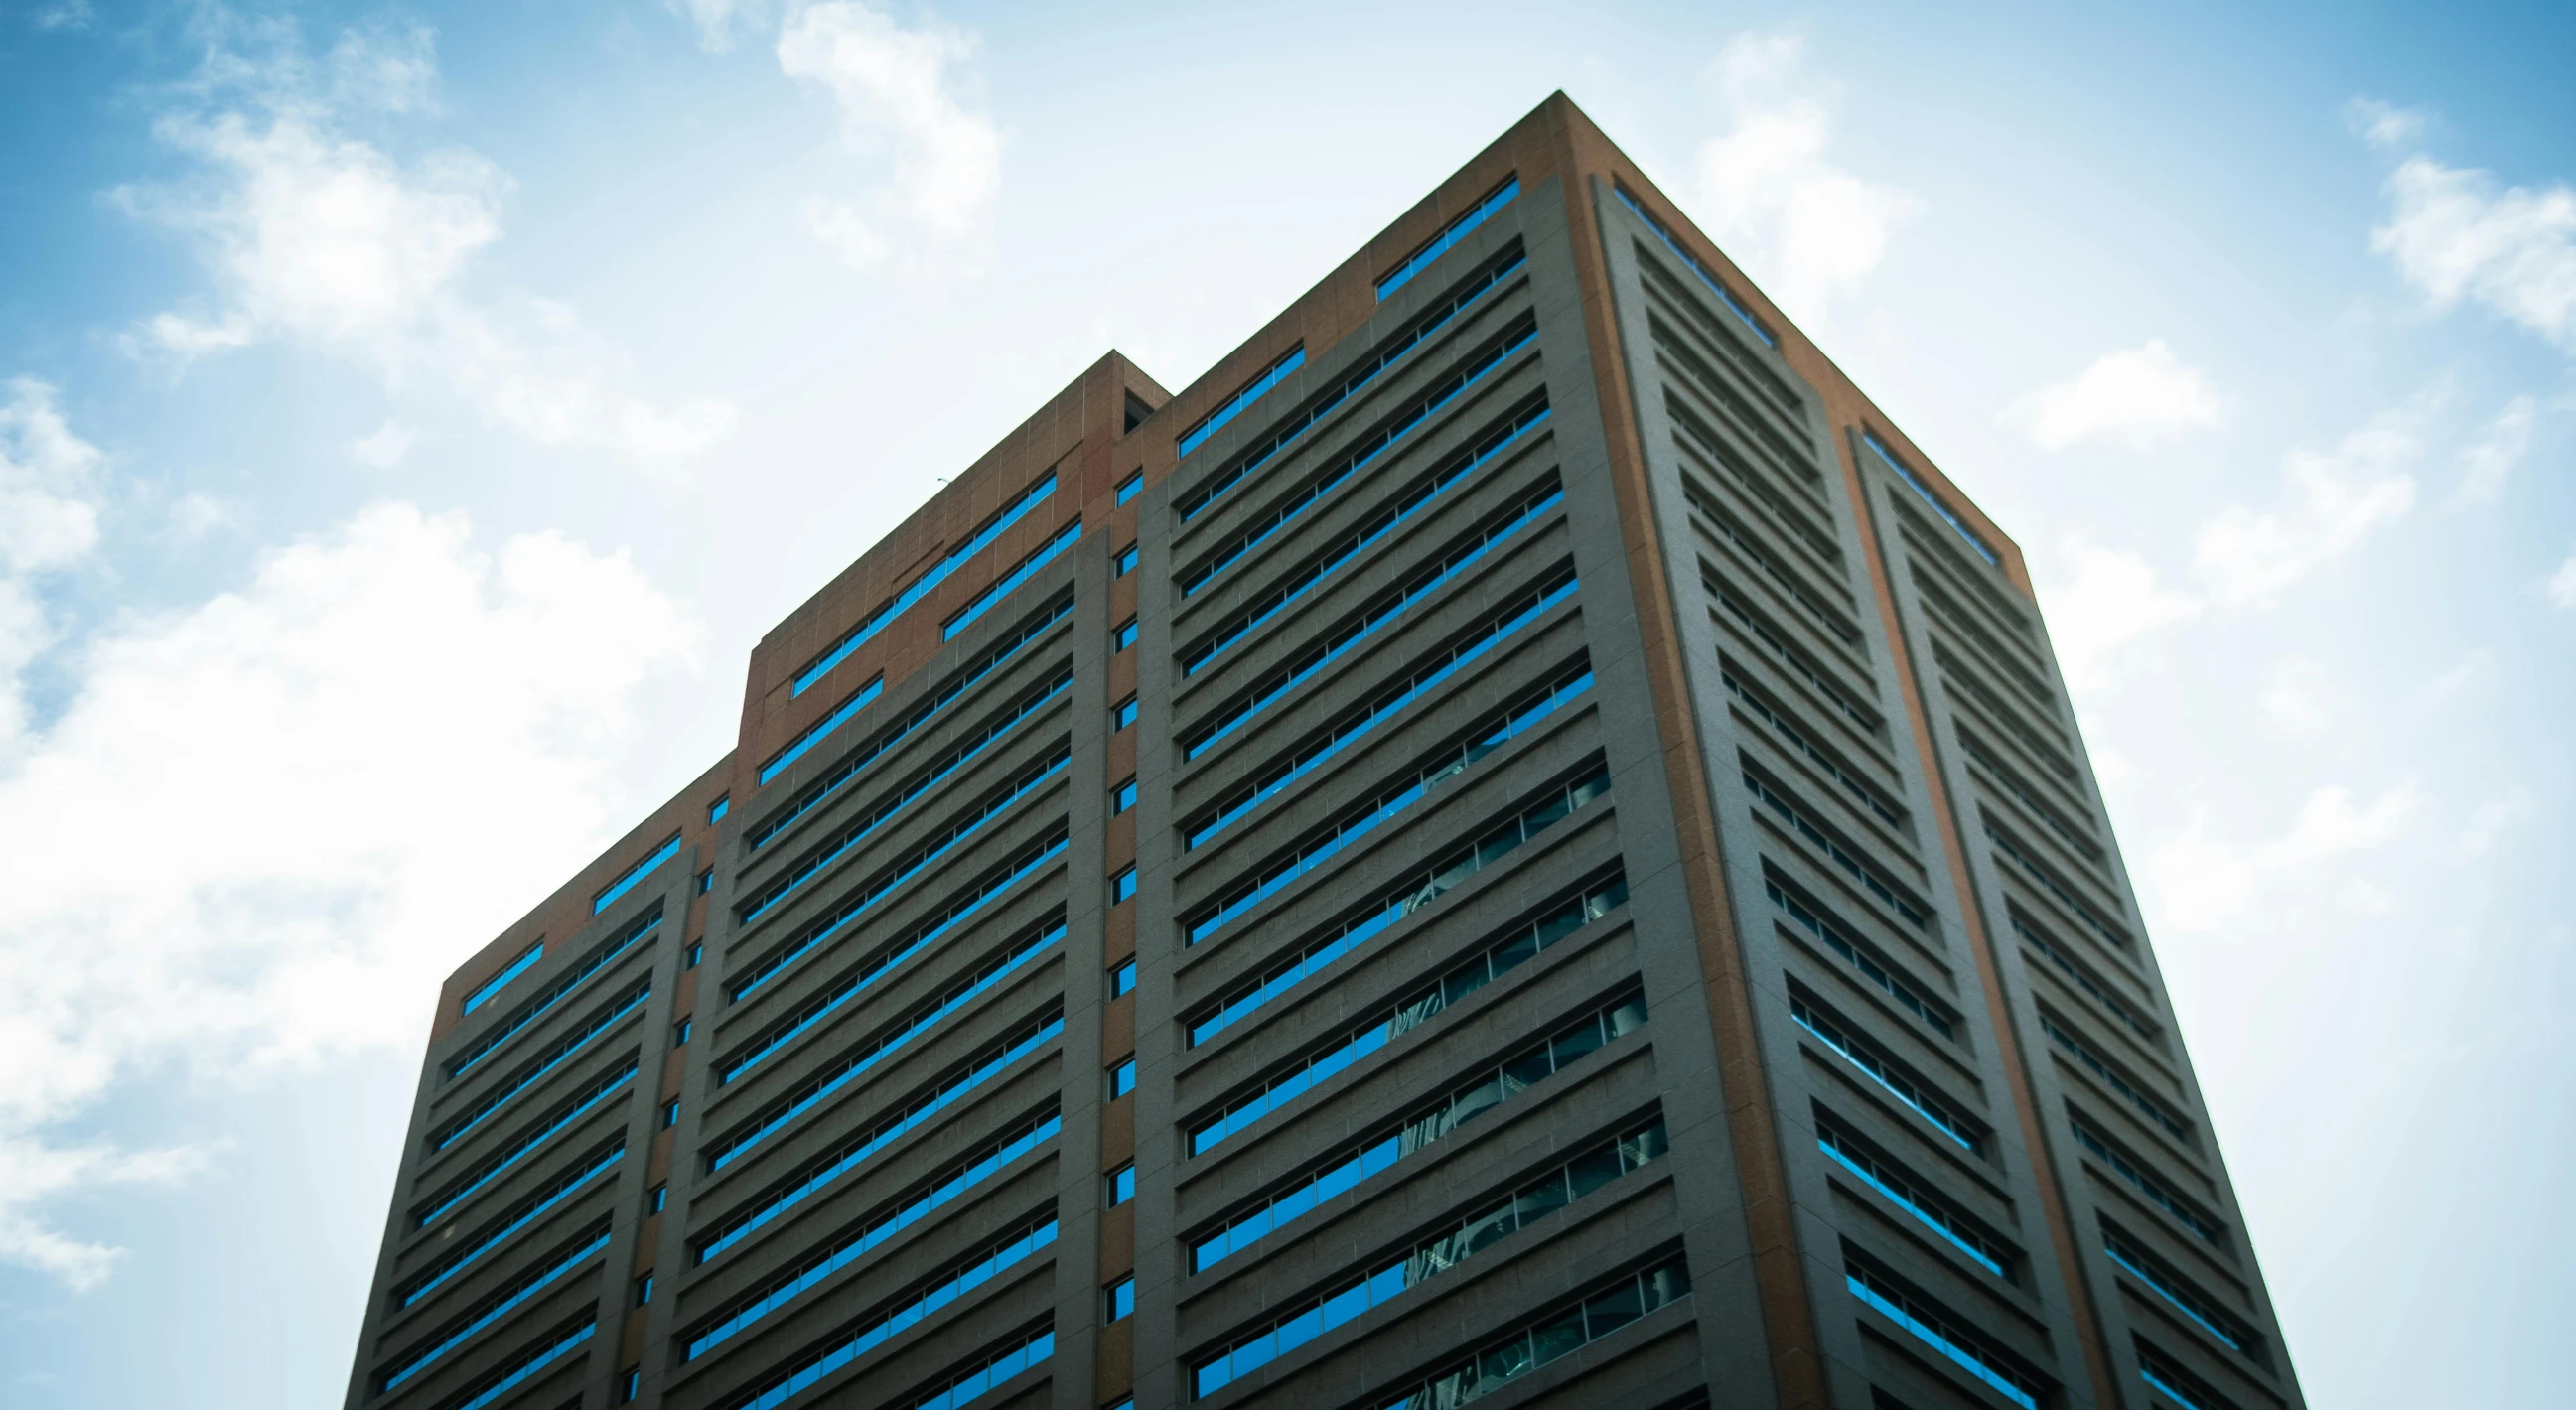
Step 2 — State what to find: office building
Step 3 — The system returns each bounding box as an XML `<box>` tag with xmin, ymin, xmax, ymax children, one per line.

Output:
<box><xmin>348</xmin><ymin>93</ymin><xmax>2304</xmax><ymax>1410</ymax></box>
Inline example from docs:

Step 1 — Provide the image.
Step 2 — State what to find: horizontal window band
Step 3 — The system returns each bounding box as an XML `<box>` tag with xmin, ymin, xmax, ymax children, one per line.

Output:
<box><xmin>694</xmin><ymin>1011</ymin><xmax>1065</xmax><ymax>1262</ymax></box>
<box><xmin>1370</xmin><ymin>1254</ymin><xmax>1692</xmax><ymax>1410</ymax></box>
<box><xmin>378</xmin><ymin>1225</ymin><xmax>611</xmax><ymax>1391</ymax></box>
<box><xmin>738</xmin><ymin>672</ymin><xmax>1073</xmax><ymax>920</ymax></box>
<box><xmin>942</xmin><ymin>518</ymin><xmax>1083</xmax><ymax>641</ymax></box>
<box><xmin>729</xmin><ymin>826</ymin><xmax>1070</xmax><ymax>1004</ymax></box>
<box><xmin>1179</xmin><ymin>345</ymin><xmax>1305</xmax><ymax>459</ymax></box>
<box><xmin>704</xmin><ymin>929</ymin><xmax>1062</xmax><ymax>1166</ymax></box>
<box><xmin>688</xmin><ymin>1121</ymin><xmax>1061</xmax><ymax>1361</ymax></box>
<box><xmin>1790</xmin><ymin>995</ymin><xmax>1976</xmax><ymax>1153</ymax></box>
<box><xmin>1183</xmin><ymin>677</ymin><xmax>1591</xmax><ymax>947</ymax></box>
<box><xmin>1182</xmin><ymin>466</ymin><xmax>1561</xmax><ymax>684</ymax></box>
<box><xmin>1615</xmin><ymin>183</ymin><xmax>1776</xmax><ymax>348</ymax></box>
<box><xmin>1815</xmin><ymin>1123</ymin><xmax>2006</xmax><ymax>1277</ymax></box>
<box><xmin>394</xmin><ymin>1145</ymin><xmax>622</xmax><ymax>1309</ymax></box>
<box><xmin>757</xmin><ymin>592</ymin><xmax>1071</xmax><ymax>805</ymax></box>
<box><xmin>789</xmin><ymin>469</ymin><xmax>1059</xmax><ymax>697</ymax></box>
<box><xmin>1847</xmin><ymin>1264</ymin><xmax>2042</xmax><ymax>1410</ymax></box>
<box><xmin>1193</xmin><ymin>1117</ymin><xmax>1669</xmax><ymax>1398</ymax></box>
<box><xmin>445</xmin><ymin>1319</ymin><xmax>597</xmax><ymax>1410</ymax></box>
<box><xmin>1189</xmin><ymin>867</ymin><xmax>1625</xmax><ymax>1052</ymax></box>
<box><xmin>1377</xmin><ymin>176</ymin><xmax>1519</xmax><ymax>300</ymax></box>
<box><xmin>412</xmin><ymin>1058</ymin><xmax>639</xmax><ymax>1229</ymax></box>
<box><xmin>1182</xmin><ymin>636</ymin><xmax>1592</xmax><ymax>855</ymax></box>
<box><xmin>1190</xmin><ymin>993</ymin><xmax>1648</xmax><ymax>1273</ymax></box>
<box><xmin>736</xmin><ymin>743</ymin><xmax>1070</xmax><ymax>939</ymax></box>
<box><xmin>460</xmin><ymin>940</ymin><xmax>542</xmax><ymax>1016</ymax></box>
<box><xmin>1178</xmin><ymin>242</ymin><xmax>1527</xmax><ymax>524</ymax></box>
<box><xmin>445</xmin><ymin>909</ymin><xmax>659</xmax><ymax>1079</ymax></box>
<box><xmin>1177</xmin><ymin>326</ymin><xmax>1545</xmax><ymax>600</ymax></box>
<box><xmin>430</xmin><ymin>979</ymin><xmax>651</xmax><ymax>1152</ymax></box>
<box><xmin>719</xmin><ymin>913</ymin><xmax>1067</xmax><ymax>1085</ymax></box>
<box><xmin>592</xmin><ymin>831</ymin><xmax>680</xmax><ymax>916</ymax></box>
<box><xmin>759</xmin><ymin>675</ymin><xmax>885</xmax><ymax>786</ymax></box>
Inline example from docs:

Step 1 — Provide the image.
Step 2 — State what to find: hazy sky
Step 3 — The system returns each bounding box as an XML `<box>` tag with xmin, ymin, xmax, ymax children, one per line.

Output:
<box><xmin>1</xmin><ymin>1</ymin><xmax>2569</xmax><ymax>1404</ymax></box>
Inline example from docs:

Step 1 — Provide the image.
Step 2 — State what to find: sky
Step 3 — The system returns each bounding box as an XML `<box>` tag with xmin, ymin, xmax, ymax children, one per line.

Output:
<box><xmin>0</xmin><ymin>0</ymin><xmax>2570</xmax><ymax>1404</ymax></box>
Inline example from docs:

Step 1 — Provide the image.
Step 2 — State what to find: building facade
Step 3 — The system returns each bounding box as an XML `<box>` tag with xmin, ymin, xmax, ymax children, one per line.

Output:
<box><xmin>347</xmin><ymin>94</ymin><xmax>2303</xmax><ymax>1410</ymax></box>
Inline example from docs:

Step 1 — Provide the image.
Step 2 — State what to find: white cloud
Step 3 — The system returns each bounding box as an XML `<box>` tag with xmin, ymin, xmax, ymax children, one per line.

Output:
<box><xmin>2455</xmin><ymin>393</ymin><xmax>2535</xmax><ymax>503</ymax></box>
<box><xmin>2193</xmin><ymin>391</ymin><xmax>2430</xmax><ymax>605</ymax></box>
<box><xmin>1691</xmin><ymin>29</ymin><xmax>1920</xmax><ymax>318</ymax></box>
<box><xmin>673</xmin><ymin>0</ymin><xmax>764</xmax><ymax>52</ymax></box>
<box><xmin>2037</xmin><ymin>537</ymin><xmax>2200</xmax><ymax>694</ymax></box>
<box><xmin>2344</xmin><ymin>96</ymin><xmax>2427</xmax><ymax>149</ymax></box>
<box><xmin>0</xmin><ymin>380</ymin><xmax>103</xmax><ymax>576</ymax></box>
<box><xmin>778</xmin><ymin>1</ymin><xmax>1002</xmax><ymax>270</ymax></box>
<box><xmin>2548</xmin><ymin>550</ymin><xmax>2576</xmax><ymax>609</ymax></box>
<box><xmin>125</xmin><ymin>23</ymin><xmax>732</xmax><ymax>462</ymax></box>
<box><xmin>0</xmin><ymin>499</ymin><xmax>694</xmax><ymax>1287</ymax></box>
<box><xmin>2371</xmin><ymin>154</ymin><xmax>2576</xmax><ymax>352</ymax></box>
<box><xmin>2003</xmin><ymin>339</ymin><xmax>2224</xmax><ymax>450</ymax></box>
<box><xmin>2144</xmin><ymin>782</ymin><xmax>2418</xmax><ymax>940</ymax></box>
<box><xmin>348</xmin><ymin>420</ymin><xmax>420</xmax><ymax>469</ymax></box>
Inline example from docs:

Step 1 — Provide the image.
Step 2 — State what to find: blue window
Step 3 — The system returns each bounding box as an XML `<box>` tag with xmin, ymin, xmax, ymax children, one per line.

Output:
<box><xmin>788</xmin><ymin>470</ymin><xmax>1059</xmax><ymax>696</ymax></box>
<box><xmin>1377</xmin><ymin>176</ymin><xmax>1519</xmax><ymax>299</ymax></box>
<box><xmin>1115</xmin><ymin>472</ymin><xmax>1142</xmax><ymax>506</ymax></box>
<box><xmin>649</xmin><ymin>1184</ymin><xmax>666</xmax><ymax>1214</ymax></box>
<box><xmin>462</xmin><ymin>941</ymin><xmax>543</xmax><ymax>1015</ymax></box>
<box><xmin>1104</xmin><ymin>1276</ymin><xmax>1135</xmax><ymax>1322</ymax></box>
<box><xmin>593</xmin><ymin>833</ymin><xmax>681</xmax><ymax>916</ymax></box>
<box><xmin>707</xmin><ymin>795</ymin><xmax>729</xmax><ymax>823</ymax></box>
<box><xmin>1862</xmin><ymin>431</ymin><xmax>1999</xmax><ymax>567</ymax></box>
<box><xmin>1112</xmin><ymin>776</ymin><xmax>1137</xmax><ymax>814</ymax></box>
<box><xmin>942</xmin><ymin>519</ymin><xmax>1083</xmax><ymax>641</ymax></box>
<box><xmin>634</xmin><ymin>1274</ymin><xmax>652</xmax><ymax>1307</ymax></box>
<box><xmin>760</xmin><ymin>674</ymin><xmax>886</xmax><ymax>785</ymax></box>
<box><xmin>1846</xmin><ymin>1266</ymin><xmax>2040</xmax><ymax>1409</ymax></box>
<box><xmin>661</xmin><ymin>1099</ymin><xmax>680</xmax><ymax>1129</ymax></box>
<box><xmin>1112</xmin><ymin>617</ymin><xmax>1138</xmax><ymax>652</ymax></box>
<box><xmin>673</xmin><ymin>1019</ymin><xmax>692</xmax><ymax>1047</ymax></box>
<box><xmin>685</xmin><ymin>942</ymin><xmax>702</xmax><ymax>969</ymax></box>
<box><xmin>1109</xmin><ymin>866</ymin><xmax>1137</xmax><ymax>904</ymax></box>
<box><xmin>696</xmin><ymin>868</ymin><xmax>713</xmax><ymax>895</ymax></box>
<box><xmin>1108</xmin><ymin>1058</ymin><xmax>1136</xmax><ymax>1099</ymax></box>
<box><xmin>1107</xmin><ymin>1163</ymin><xmax>1135</xmax><ymax>1206</ymax></box>
<box><xmin>1113</xmin><ymin>695</ymin><xmax>1138</xmax><ymax>732</ymax></box>
<box><xmin>620</xmin><ymin>1367</ymin><xmax>640</xmax><ymax>1404</ymax></box>
<box><xmin>1109</xmin><ymin>959</ymin><xmax>1137</xmax><ymax>998</ymax></box>
<box><xmin>1614</xmin><ymin>185</ymin><xmax>1777</xmax><ymax>347</ymax></box>
<box><xmin>1114</xmin><ymin>542</ymin><xmax>1138</xmax><ymax>577</ymax></box>
<box><xmin>1178</xmin><ymin>345</ymin><xmax>1305</xmax><ymax>457</ymax></box>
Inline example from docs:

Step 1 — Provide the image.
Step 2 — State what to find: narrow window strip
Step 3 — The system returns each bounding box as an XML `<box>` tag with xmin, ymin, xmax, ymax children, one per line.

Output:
<box><xmin>1178</xmin><ymin>346</ymin><xmax>1306</xmax><ymax>458</ymax></box>
<box><xmin>1846</xmin><ymin>1268</ymin><xmax>2040</xmax><ymax>1410</ymax></box>
<box><xmin>1180</xmin><ymin>245</ymin><xmax>1528</xmax><ymax>523</ymax></box>
<box><xmin>695</xmin><ymin>1014</ymin><xmax>1064</xmax><ymax>1260</ymax></box>
<box><xmin>1615</xmin><ymin>185</ymin><xmax>1776</xmax><ymax>346</ymax></box>
<box><xmin>942</xmin><ymin>519</ymin><xmax>1083</xmax><ymax>641</ymax></box>
<box><xmin>790</xmin><ymin>471</ymin><xmax>1058</xmax><ymax>697</ymax></box>
<box><xmin>1377</xmin><ymin>177</ymin><xmax>1519</xmax><ymax>299</ymax></box>
<box><xmin>461</xmin><ymin>941</ymin><xmax>543</xmax><ymax>1015</ymax></box>
<box><xmin>1176</xmin><ymin>338</ymin><xmax>1546</xmax><ymax>598</ymax></box>
<box><xmin>1193</xmin><ymin>1120</ymin><xmax>1668</xmax><ymax>1396</ymax></box>
<box><xmin>396</xmin><ymin>1147</ymin><xmax>622</xmax><ymax>1309</ymax></box>
<box><xmin>593</xmin><ymin>832</ymin><xmax>681</xmax><ymax>915</ymax></box>
<box><xmin>730</xmin><ymin>829</ymin><xmax>1068</xmax><ymax>1003</ymax></box>
<box><xmin>1862</xmin><ymin>432</ymin><xmax>1998</xmax><ymax>568</ymax></box>
<box><xmin>739</xmin><ymin>673</ymin><xmax>1072</xmax><ymax>920</ymax></box>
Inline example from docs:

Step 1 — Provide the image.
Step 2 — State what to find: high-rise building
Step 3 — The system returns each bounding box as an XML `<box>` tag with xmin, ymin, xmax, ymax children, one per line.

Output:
<box><xmin>348</xmin><ymin>94</ymin><xmax>2303</xmax><ymax>1410</ymax></box>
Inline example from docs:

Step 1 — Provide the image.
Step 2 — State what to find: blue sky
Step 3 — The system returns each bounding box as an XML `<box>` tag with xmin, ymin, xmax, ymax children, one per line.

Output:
<box><xmin>1</xmin><ymin>1</ymin><xmax>2570</xmax><ymax>1404</ymax></box>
